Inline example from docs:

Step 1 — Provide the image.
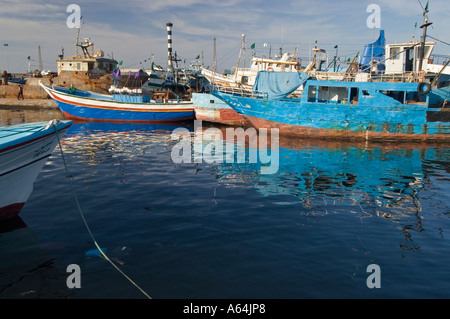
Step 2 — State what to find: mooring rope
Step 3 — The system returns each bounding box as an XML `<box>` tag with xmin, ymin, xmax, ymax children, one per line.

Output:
<box><xmin>52</xmin><ymin>121</ymin><xmax>152</xmax><ymax>299</ymax></box>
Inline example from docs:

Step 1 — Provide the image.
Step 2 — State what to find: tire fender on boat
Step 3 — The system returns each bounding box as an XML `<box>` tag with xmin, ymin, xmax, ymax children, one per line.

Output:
<box><xmin>417</xmin><ymin>82</ymin><xmax>431</xmax><ymax>95</ymax></box>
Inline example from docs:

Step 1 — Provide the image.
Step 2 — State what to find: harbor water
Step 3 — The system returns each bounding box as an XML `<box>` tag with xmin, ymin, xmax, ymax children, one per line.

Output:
<box><xmin>1</xmin><ymin>106</ymin><xmax>449</xmax><ymax>299</ymax></box>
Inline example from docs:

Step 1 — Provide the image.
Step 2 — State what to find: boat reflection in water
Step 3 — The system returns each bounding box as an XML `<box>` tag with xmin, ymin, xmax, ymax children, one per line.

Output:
<box><xmin>62</xmin><ymin>121</ymin><xmax>448</xmax><ymax>253</ymax></box>
<box><xmin>61</xmin><ymin>121</ymin><xmax>193</xmax><ymax>168</ymax></box>
<box><xmin>212</xmin><ymin>131</ymin><xmax>449</xmax><ymax>225</ymax></box>
<box><xmin>65</xmin><ymin>121</ymin><xmax>448</xmax><ymax>224</ymax></box>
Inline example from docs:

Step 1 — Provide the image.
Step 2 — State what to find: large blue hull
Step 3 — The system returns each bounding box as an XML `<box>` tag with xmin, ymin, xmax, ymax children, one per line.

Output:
<box><xmin>213</xmin><ymin>79</ymin><xmax>450</xmax><ymax>142</ymax></box>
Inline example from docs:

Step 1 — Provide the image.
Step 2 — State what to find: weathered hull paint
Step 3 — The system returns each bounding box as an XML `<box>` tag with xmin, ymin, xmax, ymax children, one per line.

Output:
<box><xmin>243</xmin><ymin>114</ymin><xmax>449</xmax><ymax>142</ymax></box>
<box><xmin>192</xmin><ymin>93</ymin><xmax>247</xmax><ymax>126</ymax></box>
<box><xmin>213</xmin><ymin>80</ymin><xmax>450</xmax><ymax>143</ymax></box>
<box><xmin>194</xmin><ymin>107</ymin><xmax>247</xmax><ymax>126</ymax></box>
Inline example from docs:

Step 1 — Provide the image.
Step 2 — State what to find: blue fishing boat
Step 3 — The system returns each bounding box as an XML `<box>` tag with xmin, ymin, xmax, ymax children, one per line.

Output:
<box><xmin>40</xmin><ymin>82</ymin><xmax>194</xmax><ymax>123</ymax></box>
<box><xmin>0</xmin><ymin>120</ymin><xmax>72</xmax><ymax>219</ymax></box>
<box><xmin>213</xmin><ymin>6</ymin><xmax>450</xmax><ymax>142</ymax></box>
<box><xmin>213</xmin><ymin>70</ymin><xmax>450</xmax><ymax>142</ymax></box>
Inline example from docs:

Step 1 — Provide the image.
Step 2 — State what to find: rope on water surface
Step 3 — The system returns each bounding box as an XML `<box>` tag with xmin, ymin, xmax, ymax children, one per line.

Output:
<box><xmin>53</xmin><ymin>121</ymin><xmax>152</xmax><ymax>299</ymax></box>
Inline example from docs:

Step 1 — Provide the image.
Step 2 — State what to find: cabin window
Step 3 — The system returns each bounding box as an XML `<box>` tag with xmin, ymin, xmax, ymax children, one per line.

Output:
<box><xmin>405</xmin><ymin>92</ymin><xmax>417</xmax><ymax>100</ymax></box>
<box><xmin>350</xmin><ymin>88</ymin><xmax>359</xmax><ymax>104</ymax></box>
<box><xmin>423</xmin><ymin>46</ymin><xmax>432</xmax><ymax>60</ymax></box>
<box><xmin>390</xmin><ymin>47</ymin><xmax>401</xmax><ymax>60</ymax></box>
<box><xmin>405</xmin><ymin>91</ymin><xmax>420</xmax><ymax>104</ymax></box>
<box><xmin>380</xmin><ymin>90</ymin><xmax>405</xmax><ymax>103</ymax></box>
<box><xmin>362</xmin><ymin>90</ymin><xmax>370</xmax><ymax>96</ymax></box>
<box><xmin>318</xmin><ymin>86</ymin><xmax>349</xmax><ymax>103</ymax></box>
<box><xmin>308</xmin><ymin>86</ymin><xmax>317</xmax><ymax>102</ymax></box>
<box><xmin>77</xmin><ymin>63</ymin><xmax>81</xmax><ymax>70</ymax></box>
<box><xmin>318</xmin><ymin>86</ymin><xmax>329</xmax><ymax>103</ymax></box>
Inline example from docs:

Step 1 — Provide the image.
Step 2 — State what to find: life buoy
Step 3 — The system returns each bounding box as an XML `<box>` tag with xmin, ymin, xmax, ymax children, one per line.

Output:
<box><xmin>267</xmin><ymin>67</ymin><xmax>273</xmax><ymax>71</ymax></box>
<box><xmin>417</xmin><ymin>82</ymin><xmax>431</xmax><ymax>95</ymax></box>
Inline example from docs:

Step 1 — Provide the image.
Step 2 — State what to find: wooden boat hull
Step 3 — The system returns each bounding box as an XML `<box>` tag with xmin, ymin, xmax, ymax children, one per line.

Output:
<box><xmin>0</xmin><ymin>120</ymin><xmax>72</xmax><ymax>219</ymax></box>
<box><xmin>40</xmin><ymin>83</ymin><xmax>194</xmax><ymax>123</ymax></box>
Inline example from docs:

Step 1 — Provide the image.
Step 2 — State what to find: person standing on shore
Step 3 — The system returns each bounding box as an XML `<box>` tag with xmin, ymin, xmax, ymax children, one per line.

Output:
<box><xmin>17</xmin><ymin>84</ymin><xmax>24</xmax><ymax>100</ymax></box>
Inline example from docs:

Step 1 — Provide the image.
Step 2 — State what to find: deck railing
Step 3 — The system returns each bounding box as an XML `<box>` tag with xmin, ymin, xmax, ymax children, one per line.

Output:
<box><xmin>313</xmin><ymin>70</ymin><xmax>430</xmax><ymax>83</ymax></box>
<box><xmin>212</xmin><ymin>84</ymin><xmax>267</xmax><ymax>100</ymax></box>
<box><xmin>369</xmin><ymin>72</ymin><xmax>421</xmax><ymax>83</ymax></box>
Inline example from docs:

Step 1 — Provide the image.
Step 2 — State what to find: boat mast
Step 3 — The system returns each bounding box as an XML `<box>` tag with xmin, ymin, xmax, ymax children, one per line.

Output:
<box><xmin>418</xmin><ymin>4</ymin><xmax>432</xmax><ymax>73</ymax></box>
<box><xmin>212</xmin><ymin>37</ymin><xmax>217</xmax><ymax>73</ymax></box>
<box><xmin>235</xmin><ymin>34</ymin><xmax>245</xmax><ymax>83</ymax></box>
<box><xmin>312</xmin><ymin>41</ymin><xmax>318</xmax><ymax>70</ymax></box>
<box><xmin>75</xmin><ymin>16</ymin><xmax>82</xmax><ymax>57</ymax></box>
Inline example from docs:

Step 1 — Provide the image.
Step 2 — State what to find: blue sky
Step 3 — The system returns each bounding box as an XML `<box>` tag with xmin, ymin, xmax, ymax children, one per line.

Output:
<box><xmin>0</xmin><ymin>0</ymin><xmax>448</xmax><ymax>74</ymax></box>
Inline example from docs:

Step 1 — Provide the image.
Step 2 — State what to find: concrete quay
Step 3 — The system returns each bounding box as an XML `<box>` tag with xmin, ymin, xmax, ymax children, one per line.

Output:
<box><xmin>0</xmin><ymin>98</ymin><xmax>57</xmax><ymax>109</ymax></box>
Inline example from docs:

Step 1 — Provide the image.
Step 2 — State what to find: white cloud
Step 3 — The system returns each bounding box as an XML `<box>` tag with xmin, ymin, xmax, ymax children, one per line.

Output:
<box><xmin>0</xmin><ymin>0</ymin><xmax>448</xmax><ymax>73</ymax></box>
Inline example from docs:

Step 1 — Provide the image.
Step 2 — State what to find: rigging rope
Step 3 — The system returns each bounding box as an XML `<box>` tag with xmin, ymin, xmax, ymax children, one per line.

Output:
<box><xmin>427</xmin><ymin>35</ymin><xmax>450</xmax><ymax>47</ymax></box>
<box><xmin>53</xmin><ymin>121</ymin><xmax>152</xmax><ymax>299</ymax></box>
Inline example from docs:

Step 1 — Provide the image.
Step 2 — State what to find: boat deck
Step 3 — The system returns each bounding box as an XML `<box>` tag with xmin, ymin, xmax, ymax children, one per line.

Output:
<box><xmin>0</xmin><ymin>121</ymin><xmax>72</xmax><ymax>151</ymax></box>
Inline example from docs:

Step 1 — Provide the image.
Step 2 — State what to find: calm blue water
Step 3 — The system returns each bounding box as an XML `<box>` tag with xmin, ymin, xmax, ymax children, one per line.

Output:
<box><xmin>1</xmin><ymin>109</ymin><xmax>450</xmax><ymax>299</ymax></box>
